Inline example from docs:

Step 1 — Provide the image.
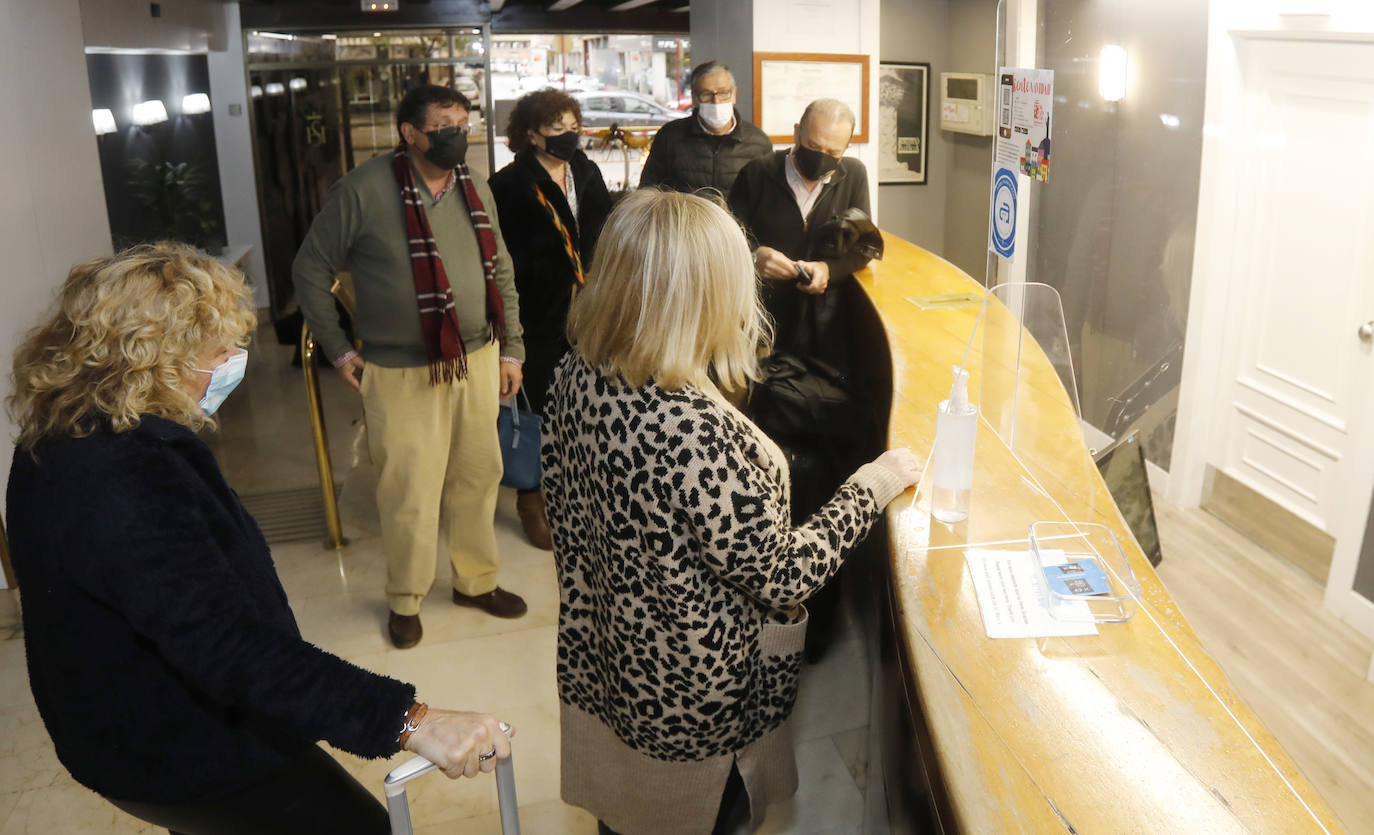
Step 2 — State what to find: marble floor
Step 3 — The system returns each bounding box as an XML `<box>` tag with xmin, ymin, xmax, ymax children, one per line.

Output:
<box><xmin>0</xmin><ymin>333</ymin><xmax>871</xmax><ymax>834</ymax></box>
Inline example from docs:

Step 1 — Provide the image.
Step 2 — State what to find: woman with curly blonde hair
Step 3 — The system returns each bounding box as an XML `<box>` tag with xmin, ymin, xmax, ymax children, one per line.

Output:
<box><xmin>6</xmin><ymin>242</ymin><xmax>514</xmax><ymax>835</ymax></box>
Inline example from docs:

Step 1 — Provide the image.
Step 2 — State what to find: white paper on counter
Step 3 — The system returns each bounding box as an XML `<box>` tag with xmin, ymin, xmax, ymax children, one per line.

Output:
<box><xmin>964</xmin><ymin>548</ymin><xmax>1099</xmax><ymax>639</ymax></box>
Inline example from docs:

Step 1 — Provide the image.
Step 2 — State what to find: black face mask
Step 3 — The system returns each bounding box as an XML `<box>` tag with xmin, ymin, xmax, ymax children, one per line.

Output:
<box><xmin>541</xmin><ymin>130</ymin><xmax>581</xmax><ymax>161</ymax></box>
<box><xmin>421</xmin><ymin>126</ymin><xmax>467</xmax><ymax>169</ymax></box>
<box><xmin>794</xmin><ymin>144</ymin><xmax>841</xmax><ymax>181</ymax></box>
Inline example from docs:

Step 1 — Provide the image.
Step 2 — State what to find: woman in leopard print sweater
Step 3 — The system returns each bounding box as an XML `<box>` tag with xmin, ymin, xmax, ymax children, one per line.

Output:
<box><xmin>541</xmin><ymin>190</ymin><xmax>920</xmax><ymax>835</ymax></box>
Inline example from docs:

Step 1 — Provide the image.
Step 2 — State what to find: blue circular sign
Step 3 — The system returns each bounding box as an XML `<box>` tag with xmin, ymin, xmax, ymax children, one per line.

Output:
<box><xmin>991</xmin><ymin>168</ymin><xmax>1018</xmax><ymax>258</ymax></box>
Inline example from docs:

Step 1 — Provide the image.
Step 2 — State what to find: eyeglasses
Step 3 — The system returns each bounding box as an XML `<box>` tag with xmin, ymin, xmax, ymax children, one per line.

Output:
<box><xmin>422</xmin><ymin>123</ymin><xmax>471</xmax><ymax>135</ymax></box>
<box><xmin>695</xmin><ymin>86</ymin><xmax>734</xmax><ymax>104</ymax></box>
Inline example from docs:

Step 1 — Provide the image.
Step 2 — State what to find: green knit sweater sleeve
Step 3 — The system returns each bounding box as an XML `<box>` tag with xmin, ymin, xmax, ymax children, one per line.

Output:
<box><xmin>477</xmin><ymin>173</ymin><xmax>525</xmax><ymax>362</ymax></box>
<box><xmin>291</xmin><ymin>179</ymin><xmax>362</xmax><ymax>363</ymax></box>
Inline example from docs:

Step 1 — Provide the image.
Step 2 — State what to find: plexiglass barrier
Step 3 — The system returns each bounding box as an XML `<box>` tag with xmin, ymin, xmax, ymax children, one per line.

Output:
<box><xmin>961</xmin><ymin>282</ymin><xmax>1100</xmax><ymax>524</ymax></box>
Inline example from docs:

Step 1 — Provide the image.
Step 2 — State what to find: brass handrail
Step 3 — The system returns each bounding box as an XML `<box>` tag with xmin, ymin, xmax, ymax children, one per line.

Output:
<box><xmin>0</xmin><ymin>514</ymin><xmax>14</xmax><ymax>589</ymax></box>
<box><xmin>301</xmin><ymin>323</ymin><xmax>347</xmax><ymax>550</ymax></box>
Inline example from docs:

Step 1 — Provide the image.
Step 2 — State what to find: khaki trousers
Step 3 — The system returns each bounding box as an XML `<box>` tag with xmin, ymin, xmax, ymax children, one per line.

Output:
<box><xmin>361</xmin><ymin>343</ymin><xmax>503</xmax><ymax>615</ymax></box>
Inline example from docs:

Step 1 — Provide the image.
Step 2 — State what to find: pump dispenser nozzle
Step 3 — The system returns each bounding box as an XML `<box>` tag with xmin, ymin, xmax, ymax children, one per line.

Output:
<box><xmin>948</xmin><ymin>365</ymin><xmax>970</xmax><ymax>412</ymax></box>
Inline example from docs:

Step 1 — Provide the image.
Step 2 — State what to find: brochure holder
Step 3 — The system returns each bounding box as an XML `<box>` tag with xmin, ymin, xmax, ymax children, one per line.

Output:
<box><xmin>1028</xmin><ymin>521</ymin><xmax>1140</xmax><ymax>624</ymax></box>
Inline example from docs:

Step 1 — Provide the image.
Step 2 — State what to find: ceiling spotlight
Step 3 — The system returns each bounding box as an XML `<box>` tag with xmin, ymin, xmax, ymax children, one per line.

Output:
<box><xmin>265</xmin><ymin>82</ymin><xmax>286</xmax><ymax>96</ymax></box>
<box><xmin>289</xmin><ymin>77</ymin><xmax>308</xmax><ymax>91</ymax></box>
<box><xmin>181</xmin><ymin>93</ymin><xmax>211</xmax><ymax>115</ymax></box>
<box><xmin>131</xmin><ymin>99</ymin><xmax>168</xmax><ymax>126</ymax></box>
<box><xmin>362</xmin><ymin>0</ymin><xmax>399</xmax><ymax>9</ymax></box>
<box><xmin>251</xmin><ymin>85</ymin><xmax>264</xmax><ymax>98</ymax></box>
<box><xmin>92</xmin><ymin>108</ymin><xmax>116</xmax><ymax>135</ymax></box>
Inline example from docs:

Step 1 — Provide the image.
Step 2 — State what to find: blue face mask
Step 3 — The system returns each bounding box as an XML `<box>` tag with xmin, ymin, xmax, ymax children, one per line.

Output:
<box><xmin>194</xmin><ymin>349</ymin><xmax>248</xmax><ymax>415</ymax></box>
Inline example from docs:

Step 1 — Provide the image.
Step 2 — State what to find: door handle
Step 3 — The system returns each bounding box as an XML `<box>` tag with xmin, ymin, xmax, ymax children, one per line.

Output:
<box><xmin>1361</xmin><ymin>320</ymin><xmax>1374</xmax><ymax>343</ymax></box>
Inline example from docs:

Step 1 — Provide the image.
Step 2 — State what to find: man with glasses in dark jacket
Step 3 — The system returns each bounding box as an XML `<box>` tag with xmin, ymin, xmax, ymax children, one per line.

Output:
<box><xmin>639</xmin><ymin>61</ymin><xmax>773</xmax><ymax>196</ymax></box>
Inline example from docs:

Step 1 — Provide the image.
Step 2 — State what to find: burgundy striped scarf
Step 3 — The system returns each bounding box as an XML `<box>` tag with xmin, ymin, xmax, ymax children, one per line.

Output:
<box><xmin>392</xmin><ymin>142</ymin><xmax>506</xmax><ymax>384</ymax></box>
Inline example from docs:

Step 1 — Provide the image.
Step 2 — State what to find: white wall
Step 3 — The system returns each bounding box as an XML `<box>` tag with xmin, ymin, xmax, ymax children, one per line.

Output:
<box><xmin>207</xmin><ymin>3</ymin><xmax>269</xmax><ymax>309</ymax></box>
<box><xmin>79</xmin><ymin>0</ymin><xmax>226</xmax><ymax>52</ymax></box>
<box><xmin>0</xmin><ymin>0</ymin><xmax>114</xmax><ymax>588</ymax></box>
<box><xmin>752</xmin><ymin>0</ymin><xmax>882</xmax><ymax>222</ymax></box>
<box><xmin>878</xmin><ymin>0</ymin><xmax>949</xmax><ymax>254</ymax></box>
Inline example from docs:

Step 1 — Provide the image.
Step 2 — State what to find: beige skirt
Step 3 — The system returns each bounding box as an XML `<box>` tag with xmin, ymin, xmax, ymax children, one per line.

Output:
<box><xmin>560</xmin><ymin>609</ymin><xmax>809</xmax><ymax>835</ymax></box>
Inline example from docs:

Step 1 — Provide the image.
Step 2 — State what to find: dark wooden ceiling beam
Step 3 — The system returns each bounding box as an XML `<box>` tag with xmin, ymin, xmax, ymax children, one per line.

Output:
<box><xmin>240</xmin><ymin>1</ymin><xmax>688</xmax><ymax>35</ymax></box>
<box><xmin>241</xmin><ymin>0</ymin><xmax>487</xmax><ymax>31</ymax></box>
<box><xmin>492</xmin><ymin>4</ymin><xmax>687</xmax><ymax>34</ymax></box>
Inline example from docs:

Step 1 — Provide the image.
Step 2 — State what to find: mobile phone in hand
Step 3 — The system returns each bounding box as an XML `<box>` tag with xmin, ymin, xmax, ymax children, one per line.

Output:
<box><xmin>794</xmin><ymin>262</ymin><xmax>812</xmax><ymax>287</ymax></box>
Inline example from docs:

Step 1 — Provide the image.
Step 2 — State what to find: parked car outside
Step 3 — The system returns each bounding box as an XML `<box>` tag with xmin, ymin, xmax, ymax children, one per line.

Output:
<box><xmin>454</xmin><ymin>76</ymin><xmax>481</xmax><ymax>107</ymax></box>
<box><xmin>571</xmin><ymin>91</ymin><xmax>681</xmax><ymax>127</ymax></box>
<box><xmin>547</xmin><ymin>73</ymin><xmax>603</xmax><ymax>92</ymax></box>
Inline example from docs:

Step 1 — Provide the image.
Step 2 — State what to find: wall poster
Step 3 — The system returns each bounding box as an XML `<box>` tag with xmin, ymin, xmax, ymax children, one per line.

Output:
<box><xmin>753</xmin><ymin>52</ymin><xmax>870</xmax><ymax>144</ymax></box>
<box><xmin>878</xmin><ymin>61</ymin><xmax>929</xmax><ymax>185</ymax></box>
<box><xmin>995</xmin><ymin>67</ymin><xmax>1054</xmax><ymax>182</ymax></box>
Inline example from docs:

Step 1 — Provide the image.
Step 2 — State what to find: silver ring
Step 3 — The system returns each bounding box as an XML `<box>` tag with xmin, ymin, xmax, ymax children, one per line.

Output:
<box><xmin>478</xmin><ymin>747</ymin><xmax>497</xmax><ymax>761</ymax></box>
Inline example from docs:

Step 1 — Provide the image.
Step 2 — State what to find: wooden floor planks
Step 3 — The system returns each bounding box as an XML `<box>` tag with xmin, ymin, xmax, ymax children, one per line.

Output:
<box><xmin>1154</xmin><ymin>496</ymin><xmax>1374</xmax><ymax>833</ymax></box>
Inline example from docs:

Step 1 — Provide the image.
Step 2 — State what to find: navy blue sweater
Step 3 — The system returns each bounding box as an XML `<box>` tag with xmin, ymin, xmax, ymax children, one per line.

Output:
<box><xmin>6</xmin><ymin>415</ymin><xmax>414</xmax><ymax>803</ymax></box>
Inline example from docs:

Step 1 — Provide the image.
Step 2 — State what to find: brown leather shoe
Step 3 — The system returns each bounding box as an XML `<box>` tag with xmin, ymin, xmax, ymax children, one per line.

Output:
<box><xmin>452</xmin><ymin>587</ymin><xmax>528</xmax><ymax>619</ymax></box>
<box><xmin>388</xmin><ymin>612</ymin><xmax>422</xmax><ymax>649</ymax></box>
<box><xmin>516</xmin><ymin>490</ymin><xmax>554</xmax><ymax>551</ymax></box>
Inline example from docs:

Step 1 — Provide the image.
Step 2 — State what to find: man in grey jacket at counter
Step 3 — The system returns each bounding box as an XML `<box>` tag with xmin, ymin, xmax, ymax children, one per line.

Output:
<box><xmin>293</xmin><ymin>84</ymin><xmax>527</xmax><ymax>650</ymax></box>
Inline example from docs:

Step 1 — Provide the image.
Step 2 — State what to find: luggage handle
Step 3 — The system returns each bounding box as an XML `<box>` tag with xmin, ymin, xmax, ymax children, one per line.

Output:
<box><xmin>384</xmin><ymin>721</ymin><xmax>519</xmax><ymax>834</ymax></box>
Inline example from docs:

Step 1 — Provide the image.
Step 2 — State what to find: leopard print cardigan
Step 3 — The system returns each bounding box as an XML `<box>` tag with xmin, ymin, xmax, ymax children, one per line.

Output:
<box><xmin>542</xmin><ymin>352</ymin><xmax>906</xmax><ymax>762</ymax></box>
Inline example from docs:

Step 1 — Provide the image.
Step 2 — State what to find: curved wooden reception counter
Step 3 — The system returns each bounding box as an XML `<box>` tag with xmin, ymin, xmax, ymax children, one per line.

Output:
<box><xmin>855</xmin><ymin>233</ymin><xmax>1341</xmax><ymax>833</ymax></box>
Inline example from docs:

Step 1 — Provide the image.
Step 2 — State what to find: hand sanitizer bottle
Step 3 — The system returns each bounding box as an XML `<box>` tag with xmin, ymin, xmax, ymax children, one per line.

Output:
<box><xmin>932</xmin><ymin>365</ymin><xmax>977</xmax><ymax>523</ymax></box>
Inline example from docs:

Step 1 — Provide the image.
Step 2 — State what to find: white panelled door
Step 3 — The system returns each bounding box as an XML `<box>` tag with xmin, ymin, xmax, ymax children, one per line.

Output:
<box><xmin>1211</xmin><ymin>37</ymin><xmax>1374</xmax><ymax>572</ymax></box>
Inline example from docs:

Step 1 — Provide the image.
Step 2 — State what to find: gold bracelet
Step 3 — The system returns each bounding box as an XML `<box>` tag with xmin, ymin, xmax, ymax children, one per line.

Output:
<box><xmin>397</xmin><ymin>702</ymin><xmax>429</xmax><ymax>750</ymax></box>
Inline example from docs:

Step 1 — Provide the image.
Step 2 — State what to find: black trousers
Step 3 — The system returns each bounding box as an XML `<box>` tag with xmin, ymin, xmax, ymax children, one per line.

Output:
<box><xmin>597</xmin><ymin>763</ymin><xmax>748</xmax><ymax>835</ymax></box>
<box><xmin>107</xmin><ymin>744</ymin><xmax>389</xmax><ymax>835</ymax></box>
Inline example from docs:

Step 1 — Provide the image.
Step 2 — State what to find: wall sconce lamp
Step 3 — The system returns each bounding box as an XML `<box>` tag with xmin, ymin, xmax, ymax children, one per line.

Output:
<box><xmin>131</xmin><ymin>99</ymin><xmax>169</xmax><ymax>127</ymax></box>
<box><xmin>251</xmin><ymin>85</ymin><xmax>264</xmax><ymax>98</ymax></box>
<box><xmin>92</xmin><ymin>108</ymin><xmax>116</xmax><ymax>136</ymax></box>
<box><xmin>182</xmin><ymin>93</ymin><xmax>211</xmax><ymax>115</ymax></box>
<box><xmin>1099</xmin><ymin>45</ymin><xmax>1127</xmax><ymax>102</ymax></box>
<box><xmin>265</xmin><ymin>82</ymin><xmax>286</xmax><ymax>96</ymax></box>
<box><xmin>289</xmin><ymin>77</ymin><xmax>308</xmax><ymax>92</ymax></box>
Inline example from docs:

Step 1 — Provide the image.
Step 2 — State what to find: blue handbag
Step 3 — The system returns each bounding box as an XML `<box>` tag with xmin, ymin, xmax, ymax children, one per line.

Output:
<box><xmin>497</xmin><ymin>388</ymin><xmax>542</xmax><ymax>490</ymax></box>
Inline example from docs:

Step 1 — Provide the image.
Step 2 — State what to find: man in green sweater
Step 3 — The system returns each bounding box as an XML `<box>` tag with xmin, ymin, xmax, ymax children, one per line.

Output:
<box><xmin>293</xmin><ymin>85</ymin><xmax>527</xmax><ymax>649</ymax></box>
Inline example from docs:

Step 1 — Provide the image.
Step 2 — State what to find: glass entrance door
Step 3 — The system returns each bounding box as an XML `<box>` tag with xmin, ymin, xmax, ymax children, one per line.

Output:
<box><xmin>245</xmin><ymin>28</ymin><xmax>491</xmax><ymax>321</ymax></box>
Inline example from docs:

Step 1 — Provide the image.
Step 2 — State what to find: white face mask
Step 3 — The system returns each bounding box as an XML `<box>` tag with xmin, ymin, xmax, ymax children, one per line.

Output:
<box><xmin>698</xmin><ymin>101</ymin><xmax>734</xmax><ymax>131</ymax></box>
<box><xmin>194</xmin><ymin>349</ymin><xmax>248</xmax><ymax>416</ymax></box>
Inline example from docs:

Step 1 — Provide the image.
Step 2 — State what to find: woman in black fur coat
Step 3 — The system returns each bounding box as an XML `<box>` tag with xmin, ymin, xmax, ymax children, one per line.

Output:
<box><xmin>490</xmin><ymin>89</ymin><xmax>612</xmax><ymax>551</ymax></box>
<box><xmin>4</xmin><ymin>243</ymin><xmax>513</xmax><ymax>835</ymax></box>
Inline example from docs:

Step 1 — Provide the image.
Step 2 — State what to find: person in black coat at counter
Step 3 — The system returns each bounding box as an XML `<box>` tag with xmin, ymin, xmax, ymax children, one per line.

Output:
<box><xmin>490</xmin><ymin>89</ymin><xmax>612</xmax><ymax>551</ymax></box>
<box><xmin>4</xmin><ymin>243</ymin><xmax>513</xmax><ymax>835</ymax></box>
<box><xmin>638</xmin><ymin>60</ymin><xmax>773</xmax><ymax>197</ymax></box>
<box><xmin>728</xmin><ymin>97</ymin><xmax>874</xmax><ymax>380</ymax></box>
<box><xmin>728</xmin><ymin>99</ymin><xmax>876</xmax><ymax>662</ymax></box>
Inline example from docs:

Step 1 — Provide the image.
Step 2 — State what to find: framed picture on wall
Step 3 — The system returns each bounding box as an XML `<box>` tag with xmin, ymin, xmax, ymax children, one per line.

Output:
<box><xmin>878</xmin><ymin>61</ymin><xmax>930</xmax><ymax>185</ymax></box>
